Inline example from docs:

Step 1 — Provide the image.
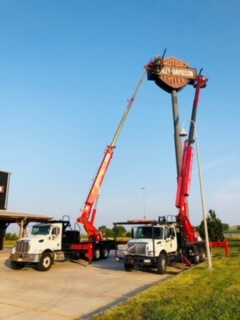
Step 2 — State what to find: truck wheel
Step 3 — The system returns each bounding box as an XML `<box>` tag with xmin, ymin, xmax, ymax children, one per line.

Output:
<box><xmin>124</xmin><ymin>263</ymin><xmax>134</xmax><ymax>272</ymax></box>
<box><xmin>37</xmin><ymin>252</ymin><xmax>53</xmax><ymax>271</ymax></box>
<box><xmin>199</xmin><ymin>247</ymin><xmax>206</xmax><ymax>262</ymax></box>
<box><xmin>192</xmin><ymin>254</ymin><xmax>200</xmax><ymax>265</ymax></box>
<box><xmin>11</xmin><ymin>261</ymin><xmax>25</xmax><ymax>270</ymax></box>
<box><xmin>94</xmin><ymin>248</ymin><xmax>101</xmax><ymax>261</ymax></box>
<box><xmin>157</xmin><ymin>253</ymin><xmax>167</xmax><ymax>274</ymax></box>
<box><xmin>100</xmin><ymin>247</ymin><xmax>109</xmax><ymax>259</ymax></box>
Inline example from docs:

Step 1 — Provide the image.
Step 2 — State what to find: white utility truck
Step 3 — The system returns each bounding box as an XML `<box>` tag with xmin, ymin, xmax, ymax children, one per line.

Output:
<box><xmin>114</xmin><ymin>217</ymin><xmax>206</xmax><ymax>274</ymax></box>
<box><xmin>10</xmin><ymin>218</ymin><xmax>82</xmax><ymax>271</ymax></box>
<box><xmin>10</xmin><ymin>73</ymin><xmax>147</xmax><ymax>271</ymax></box>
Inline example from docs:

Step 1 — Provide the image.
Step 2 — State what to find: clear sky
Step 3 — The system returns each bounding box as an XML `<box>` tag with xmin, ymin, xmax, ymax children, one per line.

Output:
<box><xmin>1</xmin><ymin>0</ymin><xmax>239</xmax><ymax>233</ymax></box>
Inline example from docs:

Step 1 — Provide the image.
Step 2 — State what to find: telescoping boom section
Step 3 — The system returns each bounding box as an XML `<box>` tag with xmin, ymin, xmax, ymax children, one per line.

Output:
<box><xmin>175</xmin><ymin>74</ymin><xmax>208</xmax><ymax>243</ymax></box>
<box><xmin>77</xmin><ymin>70</ymin><xmax>147</xmax><ymax>242</ymax></box>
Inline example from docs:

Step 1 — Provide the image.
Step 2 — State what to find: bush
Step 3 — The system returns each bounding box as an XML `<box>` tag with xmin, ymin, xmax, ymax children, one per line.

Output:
<box><xmin>5</xmin><ymin>233</ymin><xmax>19</xmax><ymax>241</ymax></box>
<box><xmin>198</xmin><ymin>209</ymin><xmax>224</xmax><ymax>241</ymax></box>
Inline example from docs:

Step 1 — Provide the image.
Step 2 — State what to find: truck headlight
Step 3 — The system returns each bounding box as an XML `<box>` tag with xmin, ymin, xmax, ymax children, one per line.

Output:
<box><xmin>148</xmin><ymin>251</ymin><xmax>154</xmax><ymax>256</ymax></box>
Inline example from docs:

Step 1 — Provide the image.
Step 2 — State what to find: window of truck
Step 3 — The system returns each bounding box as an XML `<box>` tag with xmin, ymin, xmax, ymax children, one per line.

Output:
<box><xmin>31</xmin><ymin>225</ymin><xmax>51</xmax><ymax>235</ymax></box>
<box><xmin>135</xmin><ymin>227</ymin><xmax>163</xmax><ymax>239</ymax></box>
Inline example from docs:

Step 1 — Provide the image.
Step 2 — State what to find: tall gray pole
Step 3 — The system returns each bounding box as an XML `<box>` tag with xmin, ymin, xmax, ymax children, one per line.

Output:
<box><xmin>194</xmin><ymin>124</ymin><xmax>213</xmax><ymax>269</ymax></box>
<box><xmin>171</xmin><ymin>90</ymin><xmax>183</xmax><ymax>179</ymax></box>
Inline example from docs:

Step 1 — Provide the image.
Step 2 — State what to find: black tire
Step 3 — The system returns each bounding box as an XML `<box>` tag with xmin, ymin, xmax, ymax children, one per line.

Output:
<box><xmin>100</xmin><ymin>247</ymin><xmax>109</xmax><ymax>259</ymax></box>
<box><xmin>191</xmin><ymin>246</ymin><xmax>200</xmax><ymax>264</ymax></box>
<box><xmin>157</xmin><ymin>253</ymin><xmax>167</xmax><ymax>274</ymax></box>
<box><xmin>199</xmin><ymin>247</ymin><xmax>206</xmax><ymax>262</ymax></box>
<box><xmin>11</xmin><ymin>261</ymin><xmax>26</xmax><ymax>270</ymax></box>
<box><xmin>94</xmin><ymin>247</ymin><xmax>101</xmax><ymax>261</ymax></box>
<box><xmin>192</xmin><ymin>254</ymin><xmax>200</xmax><ymax>264</ymax></box>
<box><xmin>124</xmin><ymin>262</ymin><xmax>134</xmax><ymax>272</ymax></box>
<box><xmin>37</xmin><ymin>252</ymin><xmax>53</xmax><ymax>271</ymax></box>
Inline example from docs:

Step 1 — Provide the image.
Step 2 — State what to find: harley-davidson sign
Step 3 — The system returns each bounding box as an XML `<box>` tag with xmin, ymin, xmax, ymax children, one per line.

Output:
<box><xmin>147</xmin><ymin>57</ymin><xmax>197</xmax><ymax>93</ymax></box>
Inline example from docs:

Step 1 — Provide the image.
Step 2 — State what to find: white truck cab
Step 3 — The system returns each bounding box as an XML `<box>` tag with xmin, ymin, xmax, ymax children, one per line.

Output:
<box><xmin>10</xmin><ymin>220</ymin><xmax>78</xmax><ymax>271</ymax></box>
<box><xmin>115</xmin><ymin>220</ymin><xmax>179</xmax><ymax>274</ymax></box>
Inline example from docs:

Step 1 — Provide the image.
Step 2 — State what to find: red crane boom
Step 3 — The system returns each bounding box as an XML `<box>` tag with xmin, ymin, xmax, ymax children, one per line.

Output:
<box><xmin>175</xmin><ymin>74</ymin><xmax>208</xmax><ymax>242</ymax></box>
<box><xmin>77</xmin><ymin>70</ymin><xmax>147</xmax><ymax>242</ymax></box>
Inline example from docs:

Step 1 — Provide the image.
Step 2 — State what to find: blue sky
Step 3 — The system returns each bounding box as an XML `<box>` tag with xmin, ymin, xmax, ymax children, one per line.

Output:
<box><xmin>1</xmin><ymin>1</ymin><xmax>239</xmax><ymax>233</ymax></box>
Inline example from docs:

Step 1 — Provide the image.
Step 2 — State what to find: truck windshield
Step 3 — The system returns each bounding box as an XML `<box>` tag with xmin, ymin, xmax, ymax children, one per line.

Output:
<box><xmin>31</xmin><ymin>226</ymin><xmax>51</xmax><ymax>235</ymax></box>
<box><xmin>135</xmin><ymin>227</ymin><xmax>163</xmax><ymax>239</ymax></box>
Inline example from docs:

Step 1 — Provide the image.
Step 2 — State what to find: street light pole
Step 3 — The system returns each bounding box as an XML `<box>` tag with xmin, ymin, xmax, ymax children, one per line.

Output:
<box><xmin>194</xmin><ymin>124</ymin><xmax>213</xmax><ymax>269</ymax></box>
<box><xmin>180</xmin><ymin>120</ymin><xmax>213</xmax><ymax>269</ymax></box>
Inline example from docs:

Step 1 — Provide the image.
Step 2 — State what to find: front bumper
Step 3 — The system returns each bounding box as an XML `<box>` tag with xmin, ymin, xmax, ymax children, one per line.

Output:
<box><xmin>10</xmin><ymin>253</ymin><xmax>41</xmax><ymax>263</ymax></box>
<box><xmin>124</xmin><ymin>254</ymin><xmax>157</xmax><ymax>266</ymax></box>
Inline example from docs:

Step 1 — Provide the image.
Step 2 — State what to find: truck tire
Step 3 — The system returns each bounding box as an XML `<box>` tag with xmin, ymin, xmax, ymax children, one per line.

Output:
<box><xmin>199</xmin><ymin>247</ymin><xmax>206</xmax><ymax>262</ymax></box>
<box><xmin>37</xmin><ymin>252</ymin><xmax>53</xmax><ymax>271</ymax></box>
<box><xmin>100</xmin><ymin>247</ymin><xmax>109</xmax><ymax>259</ymax></box>
<box><xmin>124</xmin><ymin>262</ymin><xmax>134</xmax><ymax>272</ymax></box>
<box><xmin>157</xmin><ymin>253</ymin><xmax>167</xmax><ymax>274</ymax></box>
<box><xmin>94</xmin><ymin>247</ymin><xmax>101</xmax><ymax>261</ymax></box>
<box><xmin>192</xmin><ymin>254</ymin><xmax>200</xmax><ymax>264</ymax></box>
<box><xmin>192</xmin><ymin>246</ymin><xmax>200</xmax><ymax>264</ymax></box>
<box><xmin>11</xmin><ymin>261</ymin><xmax>26</xmax><ymax>270</ymax></box>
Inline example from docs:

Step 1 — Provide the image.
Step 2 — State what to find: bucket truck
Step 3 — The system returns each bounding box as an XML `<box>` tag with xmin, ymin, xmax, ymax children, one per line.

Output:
<box><xmin>10</xmin><ymin>70</ymin><xmax>146</xmax><ymax>271</ymax></box>
<box><xmin>115</xmin><ymin>74</ymin><xmax>209</xmax><ymax>274</ymax></box>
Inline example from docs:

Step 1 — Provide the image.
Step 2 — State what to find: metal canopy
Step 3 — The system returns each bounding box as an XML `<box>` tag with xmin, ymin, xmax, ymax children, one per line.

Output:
<box><xmin>0</xmin><ymin>210</ymin><xmax>52</xmax><ymax>223</ymax></box>
<box><xmin>0</xmin><ymin>210</ymin><xmax>53</xmax><ymax>249</ymax></box>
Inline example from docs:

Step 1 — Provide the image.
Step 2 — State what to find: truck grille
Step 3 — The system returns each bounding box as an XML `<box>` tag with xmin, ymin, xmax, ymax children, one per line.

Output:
<box><xmin>15</xmin><ymin>241</ymin><xmax>30</xmax><ymax>253</ymax></box>
<box><xmin>128</xmin><ymin>242</ymin><xmax>147</xmax><ymax>255</ymax></box>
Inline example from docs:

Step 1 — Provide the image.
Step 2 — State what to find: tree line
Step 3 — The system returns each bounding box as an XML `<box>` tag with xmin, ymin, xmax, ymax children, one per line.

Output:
<box><xmin>100</xmin><ymin>209</ymin><xmax>229</xmax><ymax>241</ymax></box>
<box><xmin>5</xmin><ymin>233</ymin><xmax>19</xmax><ymax>241</ymax></box>
<box><xmin>4</xmin><ymin>209</ymin><xmax>232</xmax><ymax>241</ymax></box>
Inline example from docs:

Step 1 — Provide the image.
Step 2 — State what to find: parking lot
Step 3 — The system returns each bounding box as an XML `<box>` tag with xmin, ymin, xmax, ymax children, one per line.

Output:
<box><xmin>0</xmin><ymin>249</ymin><xmax>186</xmax><ymax>320</ymax></box>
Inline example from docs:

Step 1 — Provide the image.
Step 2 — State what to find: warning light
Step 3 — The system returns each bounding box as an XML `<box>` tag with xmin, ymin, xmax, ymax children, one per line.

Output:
<box><xmin>0</xmin><ymin>185</ymin><xmax>5</xmax><ymax>194</ymax></box>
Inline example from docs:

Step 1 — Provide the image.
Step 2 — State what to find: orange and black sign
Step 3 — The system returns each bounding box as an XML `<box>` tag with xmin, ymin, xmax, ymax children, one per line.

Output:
<box><xmin>147</xmin><ymin>56</ymin><xmax>197</xmax><ymax>93</ymax></box>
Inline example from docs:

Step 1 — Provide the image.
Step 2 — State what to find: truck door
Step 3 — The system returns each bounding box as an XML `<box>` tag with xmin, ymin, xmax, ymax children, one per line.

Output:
<box><xmin>50</xmin><ymin>227</ymin><xmax>61</xmax><ymax>250</ymax></box>
<box><xmin>164</xmin><ymin>227</ymin><xmax>177</xmax><ymax>253</ymax></box>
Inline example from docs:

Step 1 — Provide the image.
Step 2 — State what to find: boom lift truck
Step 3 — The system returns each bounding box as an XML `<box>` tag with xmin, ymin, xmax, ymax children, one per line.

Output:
<box><xmin>115</xmin><ymin>73</ymin><xmax>209</xmax><ymax>274</ymax></box>
<box><xmin>10</xmin><ymin>70</ymin><xmax>147</xmax><ymax>271</ymax></box>
<box><xmin>71</xmin><ymin>69</ymin><xmax>146</xmax><ymax>261</ymax></box>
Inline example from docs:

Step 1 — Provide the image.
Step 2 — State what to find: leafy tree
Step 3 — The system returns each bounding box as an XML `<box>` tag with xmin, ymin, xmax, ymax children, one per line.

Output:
<box><xmin>113</xmin><ymin>225</ymin><xmax>127</xmax><ymax>237</ymax></box>
<box><xmin>98</xmin><ymin>225</ymin><xmax>107</xmax><ymax>235</ymax></box>
<box><xmin>125</xmin><ymin>231</ymin><xmax>132</xmax><ymax>238</ymax></box>
<box><xmin>99</xmin><ymin>225</ymin><xmax>129</xmax><ymax>238</ymax></box>
<box><xmin>98</xmin><ymin>225</ymin><xmax>114</xmax><ymax>238</ymax></box>
<box><xmin>11</xmin><ymin>233</ymin><xmax>19</xmax><ymax>240</ymax></box>
<box><xmin>5</xmin><ymin>233</ymin><xmax>12</xmax><ymax>240</ymax></box>
<box><xmin>222</xmin><ymin>223</ymin><xmax>229</xmax><ymax>231</ymax></box>
<box><xmin>5</xmin><ymin>233</ymin><xmax>19</xmax><ymax>241</ymax></box>
<box><xmin>197</xmin><ymin>209</ymin><xmax>224</xmax><ymax>241</ymax></box>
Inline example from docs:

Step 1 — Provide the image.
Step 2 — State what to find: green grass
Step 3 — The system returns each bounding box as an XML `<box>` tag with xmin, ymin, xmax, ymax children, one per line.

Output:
<box><xmin>4</xmin><ymin>240</ymin><xmax>17</xmax><ymax>247</ymax></box>
<box><xmin>93</xmin><ymin>241</ymin><xmax>240</xmax><ymax>320</ymax></box>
